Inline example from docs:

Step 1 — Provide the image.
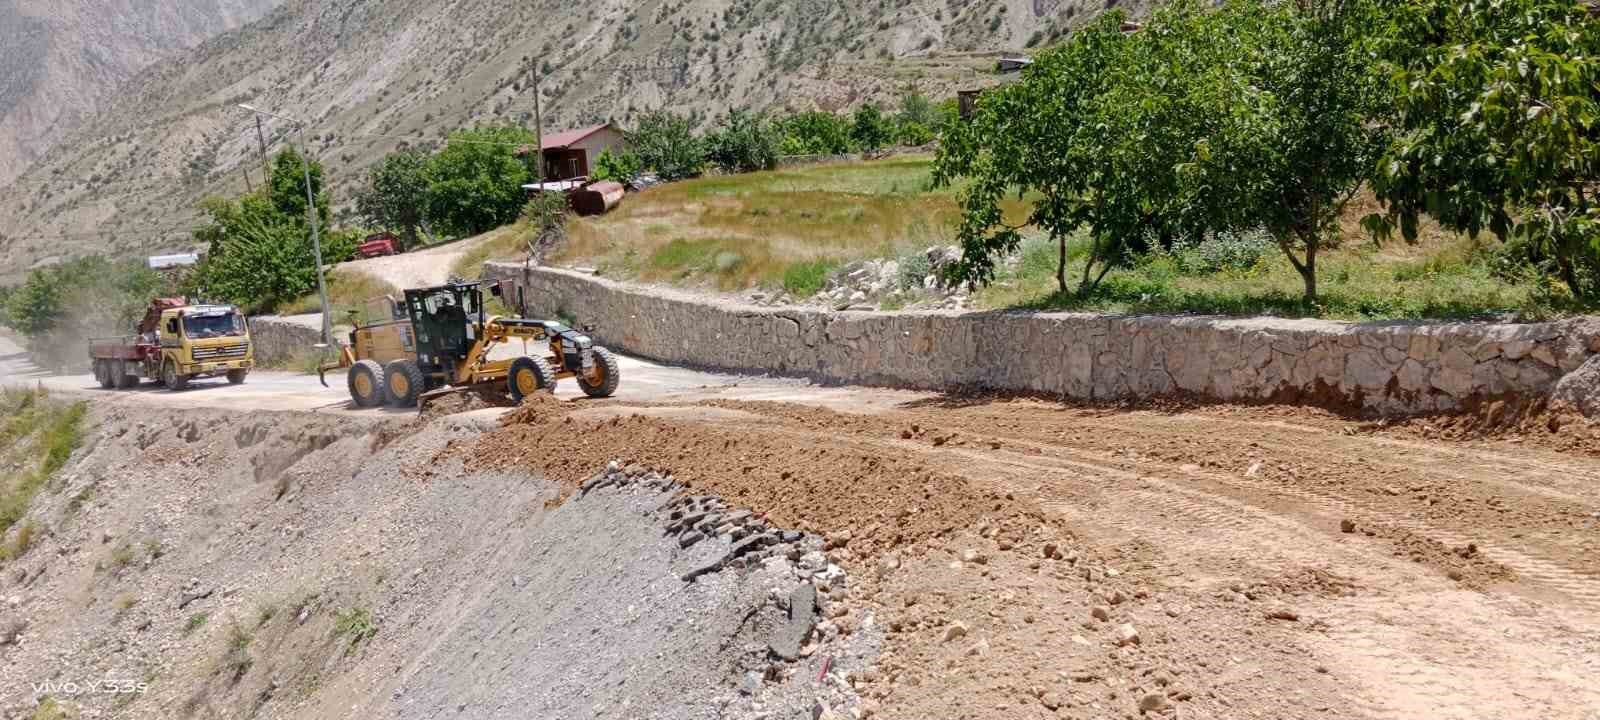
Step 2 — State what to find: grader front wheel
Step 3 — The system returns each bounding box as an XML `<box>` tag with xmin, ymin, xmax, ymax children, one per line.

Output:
<box><xmin>577</xmin><ymin>346</ymin><xmax>621</xmax><ymax>398</ymax></box>
<box><xmin>507</xmin><ymin>356</ymin><xmax>556</xmax><ymax>403</ymax></box>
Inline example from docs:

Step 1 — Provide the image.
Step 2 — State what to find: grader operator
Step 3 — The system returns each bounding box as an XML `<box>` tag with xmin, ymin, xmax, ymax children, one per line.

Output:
<box><xmin>318</xmin><ymin>279</ymin><xmax>620</xmax><ymax>410</ymax></box>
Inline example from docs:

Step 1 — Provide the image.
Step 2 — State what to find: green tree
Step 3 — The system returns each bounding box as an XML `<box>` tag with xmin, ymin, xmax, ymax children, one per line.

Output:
<box><xmin>422</xmin><ymin>126</ymin><xmax>536</xmax><ymax>237</ymax></box>
<box><xmin>192</xmin><ymin>196</ymin><xmax>355</xmax><ymax>310</ymax></box>
<box><xmin>704</xmin><ymin>109</ymin><xmax>779</xmax><ymax>173</ymax></box>
<box><xmin>776</xmin><ymin>111</ymin><xmax>854</xmax><ymax>156</ymax></box>
<box><xmin>591</xmin><ymin>148</ymin><xmax>643</xmax><ymax>183</ymax></box>
<box><xmin>1175</xmin><ymin>0</ymin><xmax>1390</xmax><ymax>302</ymax></box>
<box><xmin>626</xmin><ymin>111</ymin><xmax>704</xmax><ymax>181</ymax></box>
<box><xmin>1371</xmin><ymin>0</ymin><xmax>1600</xmax><ymax>299</ymax></box>
<box><xmin>850</xmin><ymin>104</ymin><xmax>892</xmax><ymax>152</ymax></box>
<box><xmin>934</xmin><ymin>12</ymin><xmax>1144</xmax><ymax>294</ymax></box>
<box><xmin>267</xmin><ymin>146</ymin><xmax>330</xmax><ymax>229</ymax></box>
<box><xmin>3</xmin><ymin>269</ymin><xmax>62</xmax><ymax>337</ymax></box>
<box><xmin>356</xmin><ymin>149</ymin><xmax>430</xmax><ymax>249</ymax></box>
<box><xmin>897</xmin><ymin>87</ymin><xmax>938</xmax><ymax>128</ymax></box>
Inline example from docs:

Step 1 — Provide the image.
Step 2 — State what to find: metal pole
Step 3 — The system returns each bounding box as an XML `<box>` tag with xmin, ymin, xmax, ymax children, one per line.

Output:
<box><xmin>294</xmin><ymin>127</ymin><xmax>331</xmax><ymax>346</ymax></box>
<box><xmin>254</xmin><ymin>115</ymin><xmax>271</xmax><ymax>182</ymax></box>
<box><xmin>531</xmin><ymin>65</ymin><xmax>545</xmax><ymax>183</ymax></box>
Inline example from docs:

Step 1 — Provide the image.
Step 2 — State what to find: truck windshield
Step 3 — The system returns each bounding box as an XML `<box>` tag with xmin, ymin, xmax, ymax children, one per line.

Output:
<box><xmin>184</xmin><ymin>313</ymin><xmax>244</xmax><ymax>338</ymax></box>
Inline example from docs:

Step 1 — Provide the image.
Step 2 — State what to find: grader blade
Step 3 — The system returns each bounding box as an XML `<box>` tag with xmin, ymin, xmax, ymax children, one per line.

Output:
<box><xmin>415</xmin><ymin>382</ymin><xmax>511</xmax><ymax>415</ymax></box>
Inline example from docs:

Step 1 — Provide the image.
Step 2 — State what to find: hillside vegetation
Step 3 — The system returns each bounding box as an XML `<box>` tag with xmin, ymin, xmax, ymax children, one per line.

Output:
<box><xmin>551</xmin><ymin>155</ymin><xmax>1578</xmax><ymax>320</ymax></box>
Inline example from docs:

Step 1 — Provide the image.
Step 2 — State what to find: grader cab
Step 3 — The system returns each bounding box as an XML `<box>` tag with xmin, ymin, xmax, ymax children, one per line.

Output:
<box><xmin>319</xmin><ymin>280</ymin><xmax>620</xmax><ymax>410</ymax></box>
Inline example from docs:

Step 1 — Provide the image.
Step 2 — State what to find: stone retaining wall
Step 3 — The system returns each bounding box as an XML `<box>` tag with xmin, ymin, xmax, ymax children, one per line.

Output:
<box><xmin>486</xmin><ymin>263</ymin><xmax>1600</xmax><ymax>415</ymax></box>
<box><xmin>247</xmin><ymin>316</ymin><xmax>323</xmax><ymax>367</ymax></box>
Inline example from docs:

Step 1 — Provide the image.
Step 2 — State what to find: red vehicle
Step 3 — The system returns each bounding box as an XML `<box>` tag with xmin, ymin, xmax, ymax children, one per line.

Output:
<box><xmin>356</xmin><ymin>232</ymin><xmax>401</xmax><ymax>259</ymax></box>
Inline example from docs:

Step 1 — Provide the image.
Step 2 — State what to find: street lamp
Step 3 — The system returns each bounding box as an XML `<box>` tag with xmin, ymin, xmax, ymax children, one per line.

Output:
<box><xmin>236</xmin><ymin>103</ymin><xmax>332</xmax><ymax>347</ymax></box>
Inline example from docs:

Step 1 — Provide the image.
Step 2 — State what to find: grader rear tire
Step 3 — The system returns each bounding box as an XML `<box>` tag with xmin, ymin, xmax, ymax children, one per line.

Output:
<box><xmin>384</xmin><ymin>359</ymin><xmax>424</xmax><ymax>408</ymax></box>
<box><xmin>347</xmin><ymin>360</ymin><xmax>386</xmax><ymax>408</ymax></box>
<box><xmin>507</xmin><ymin>356</ymin><xmax>556</xmax><ymax>403</ymax></box>
<box><xmin>577</xmin><ymin>346</ymin><xmax>621</xmax><ymax>398</ymax></box>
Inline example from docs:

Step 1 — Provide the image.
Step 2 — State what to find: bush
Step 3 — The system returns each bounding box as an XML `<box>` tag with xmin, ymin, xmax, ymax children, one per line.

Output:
<box><xmin>627</xmin><ymin>111</ymin><xmax>704</xmax><ymax>181</ymax></box>
<box><xmin>704</xmin><ymin>110</ymin><xmax>779</xmax><ymax>174</ymax></box>
<box><xmin>781</xmin><ymin>259</ymin><xmax>837</xmax><ymax>297</ymax></box>
<box><xmin>1173</xmin><ymin>230</ymin><xmax>1275</xmax><ymax>275</ymax></box>
<box><xmin>591</xmin><ymin>149</ymin><xmax>642</xmax><ymax>183</ymax></box>
<box><xmin>776</xmin><ymin>111</ymin><xmax>854</xmax><ymax>156</ymax></box>
<box><xmin>897</xmin><ymin>252</ymin><xmax>932</xmax><ymax>290</ymax></box>
<box><xmin>896</xmin><ymin>121</ymin><xmax>934</xmax><ymax>147</ymax></box>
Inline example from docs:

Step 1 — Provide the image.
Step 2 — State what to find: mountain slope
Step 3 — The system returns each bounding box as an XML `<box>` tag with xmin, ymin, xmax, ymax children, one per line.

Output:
<box><xmin>0</xmin><ymin>0</ymin><xmax>1152</xmax><ymax>282</ymax></box>
<box><xmin>0</xmin><ymin>0</ymin><xmax>284</xmax><ymax>185</ymax></box>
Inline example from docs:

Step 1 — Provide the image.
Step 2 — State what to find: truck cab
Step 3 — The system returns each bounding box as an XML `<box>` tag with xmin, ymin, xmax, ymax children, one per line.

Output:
<box><xmin>156</xmin><ymin>304</ymin><xmax>254</xmax><ymax>389</ymax></box>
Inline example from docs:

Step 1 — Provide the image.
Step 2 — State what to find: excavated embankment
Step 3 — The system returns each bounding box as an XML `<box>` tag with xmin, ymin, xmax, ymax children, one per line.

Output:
<box><xmin>0</xmin><ymin>402</ymin><xmax>873</xmax><ymax>720</ymax></box>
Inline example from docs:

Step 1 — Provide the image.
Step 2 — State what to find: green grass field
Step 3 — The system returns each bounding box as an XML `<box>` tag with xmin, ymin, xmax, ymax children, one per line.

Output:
<box><xmin>556</xmin><ymin>156</ymin><xmax>1028</xmax><ymax>293</ymax></box>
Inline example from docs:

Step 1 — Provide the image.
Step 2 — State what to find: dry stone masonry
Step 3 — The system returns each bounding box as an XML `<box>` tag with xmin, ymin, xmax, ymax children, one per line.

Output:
<box><xmin>491</xmin><ymin>263</ymin><xmax>1600</xmax><ymax>415</ymax></box>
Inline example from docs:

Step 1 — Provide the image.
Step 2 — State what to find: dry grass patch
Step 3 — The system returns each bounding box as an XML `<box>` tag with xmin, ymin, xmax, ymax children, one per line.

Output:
<box><xmin>280</xmin><ymin>269</ymin><xmax>399</xmax><ymax>319</ymax></box>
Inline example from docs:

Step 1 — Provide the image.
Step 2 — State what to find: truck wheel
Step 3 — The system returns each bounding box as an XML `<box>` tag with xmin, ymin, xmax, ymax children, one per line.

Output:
<box><xmin>162</xmin><ymin>362</ymin><xmax>189</xmax><ymax>391</ymax></box>
<box><xmin>347</xmin><ymin>360</ymin><xmax>386</xmax><ymax>408</ymax></box>
<box><xmin>577</xmin><ymin>346</ymin><xmax>621</xmax><ymax>398</ymax></box>
<box><xmin>226</xmin><ymin>369</ymin><xmax>249</xmax><ymax>385</ymax></box>
<box><xmin>95</xmin><ymin>361</ymin><xmax>115</xmax><ymax>389</ymax></box>
<box><xmin>507</xmin><ymin>356</ymin><xmax>556</xmax><ymax>403</ymax></box>
<box><xmin>114</xmin><ymin>360</ymin><xmax>139</xmax><ymax>389</ymax></box>
<box><xmin>384</xmin><ymin>359</ymin><xmax>424</xmax><ymax>408</ymax></box>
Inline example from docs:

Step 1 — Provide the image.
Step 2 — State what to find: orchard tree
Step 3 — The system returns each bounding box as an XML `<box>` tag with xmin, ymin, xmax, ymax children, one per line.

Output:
<box><xmin>266</xmin><ymin>146</ymin><xmax>330</xmax><ymax>229</ymax></box>
<box><xmin>850</xmin><ymin>104</ymin><xmax>893</xmax><ymax>152</ymax></box>
<box><xmin>1371</xmin><ymin>0</ymin><xmax>1600</xmax><ymax>299</ymax></box>
<box><xmin>626</xmin><ymin>111</ymin><xmax>704</xmax><ymax>180</ymax></box>
<box><xmin>933</xmin><ymin>11</ymin><xmax>1150</xmax><ymax>294</ymax></box>
<box><xmin>422</xmin><ymin>126</ymin><xmax>535</xmax><ymax>237</ymax></box>
<box><xmin>704</xmin><ymin>109</ymin><xmax>779</xmax><ymax>173</ymax></box>
<box><xmin>357</xmin><ymin>149</ymin><xmax>430</xmax><ymax>249</ymax></box>
<box><xmin>1180</xmin><ymin>0</ymin><xmax>1390</xmax><ymax>303</ymax></box>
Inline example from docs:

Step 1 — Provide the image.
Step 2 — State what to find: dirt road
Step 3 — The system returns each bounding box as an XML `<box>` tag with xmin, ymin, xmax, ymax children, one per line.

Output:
<box><xmin>4</xmin><ymin>328</ymin><xmax>1598</xmax><ymax>719</ymax></box>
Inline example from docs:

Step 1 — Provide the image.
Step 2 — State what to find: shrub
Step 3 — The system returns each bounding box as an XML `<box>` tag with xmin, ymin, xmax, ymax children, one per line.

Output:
<box><xmin>1173</xmin><ymin>230</ymin><xmax>1275</xmax><ymax>275</ymax></box>
<box><xmin>850</xmin><ymin>104</ymin><xmax>892</xmax><ymax>152</ymax></box>
<box><xmin>897</xmin><ymin>252</ymin><xmax>932</xmax><ymax>291</ymax></box>
<box><xmin>627</xmin><ymin>111</ymin><xmax>704</xmax><ymax>180</ymax></box>
<box><xmin>333</xmin><ymin>606</ymin><xmax>377</xmax><ymax>646</ymax></box>
<box><xmin>704</xmin><ymin>110</ymin><xmax>779</xmax><ymax>174</ymax></box>
<box><xmin>776</xmin><ymin>111</ymin><xmax>854</xmax><ymax>156</ymax></box>
<box><xmin>782</xmin><ymin>259</ymin><xmax>838</xmax><ymax>297</ymax></box>
<box><xmin>591</xmin><ymin>149</ymin><xmax>642</xmax><ymax>183</ymax></box>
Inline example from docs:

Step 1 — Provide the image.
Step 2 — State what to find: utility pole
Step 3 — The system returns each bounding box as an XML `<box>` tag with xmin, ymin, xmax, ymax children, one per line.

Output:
<box><xmin>237</xmin><ymin>104</ymin><xmax>332</xmax><ymax>347</ymax></box>
<box><xmin>528</xmin><ymin>58</ymin><xmax>545</xmax><ymax>184</ymax></box>
<box><xmin>254</xmin><ymin>115</ymin><xmax>271</xmax><ymax>182</ymax></box>
<box><xmin>294</xmin><ymin>127</ymin><xmax>331</xmax><ymax>347</ymax></box>
<box><xmin>240</xmin><ymin>165</ymin><xmax>253</xmax><ymax>193</ymax></box>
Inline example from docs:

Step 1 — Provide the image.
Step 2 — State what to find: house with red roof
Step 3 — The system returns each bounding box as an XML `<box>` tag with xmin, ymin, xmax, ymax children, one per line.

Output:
<box><xmin>514</xmin><ymin>122</ymin><xmax>626</xmax><ymax>181</ymax></box>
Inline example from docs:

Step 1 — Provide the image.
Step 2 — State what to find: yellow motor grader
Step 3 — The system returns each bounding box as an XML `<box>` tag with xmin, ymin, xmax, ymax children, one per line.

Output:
<box><xmin>318</xmin><ymin>279</ymin><xmax>619</xmax><ymax>410</ymax></box>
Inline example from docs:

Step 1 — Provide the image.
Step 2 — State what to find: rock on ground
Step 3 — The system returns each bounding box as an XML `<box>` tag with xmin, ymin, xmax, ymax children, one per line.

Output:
<box><xmin>1552</xmin><ymin>353</ymin><xmax>1600</xmax><ymax>418</ymax></box>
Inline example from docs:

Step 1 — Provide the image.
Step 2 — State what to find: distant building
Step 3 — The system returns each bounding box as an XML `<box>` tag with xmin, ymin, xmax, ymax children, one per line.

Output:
<box><xmin>148</xmin><ymin>253</ymin><xmax>200</xmax><ymax>269</ymax></box>
<box><xmin>514</xmin><ymin>123</ymin><xmax>627</xmax><ymax>181</ymax></box>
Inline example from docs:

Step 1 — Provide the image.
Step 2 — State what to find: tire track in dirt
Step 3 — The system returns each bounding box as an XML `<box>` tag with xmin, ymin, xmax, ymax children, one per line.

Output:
<box><xmin>914</xmin><ymin>409</ymin><xmax>1600</xmax><ymax>609</ymax></box>
<box><xmin>843</xmin><ymin>427</ymin><xmax>1578</xmax><ymax>720</ymax></box>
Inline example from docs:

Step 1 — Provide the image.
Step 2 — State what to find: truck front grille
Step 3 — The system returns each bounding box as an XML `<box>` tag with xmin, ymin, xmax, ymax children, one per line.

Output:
<box><xmin>192</xmin><ymin>343</ymin><xmax>249</xmax><ymax>361</ymax></box>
